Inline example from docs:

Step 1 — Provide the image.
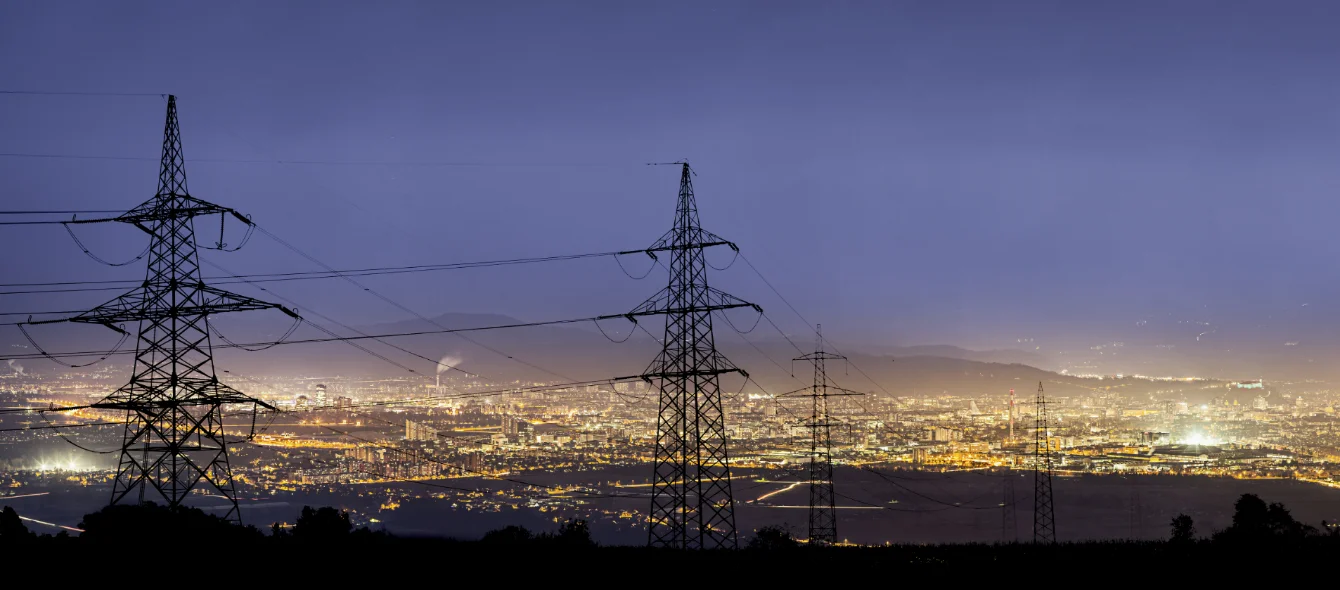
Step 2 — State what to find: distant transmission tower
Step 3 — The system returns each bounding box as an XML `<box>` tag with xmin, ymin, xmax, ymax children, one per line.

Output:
<box><xmin>632</xmin><ymin>162</ymin><xmax>758</xmax><ymax>550</ymax></box>
<box><xmin>1033</xmin><ymin>381</ymin><xmax>1057</xmax><ymax>543</ymax></box>
<box><xmin>790</xmin><ymin>324</ymin><xmax>860</xmax><ymax>545</ymax></box>
<box><xmin>32</xmin><ymin>95</ymin><xmax>297</xmax><ymax>523</ymax></box>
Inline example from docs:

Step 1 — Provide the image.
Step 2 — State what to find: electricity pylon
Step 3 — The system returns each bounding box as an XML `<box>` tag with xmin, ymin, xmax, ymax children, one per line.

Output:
<box><xmin>32</xmin><ymin>95</ymin><xmax>297</xmax><ymax>523</ymax></box>
<box><xmin>787</xmin><ymin>324</ymin><xmax>861</xmax><ymax>545</ymax></box>
<box><xmin>631</xmin><ymin>162</ymin><xmax>758</xmax><ymax>550</ymax></box>
<box><xmin>1033</xmin><ymin>381</ymin><xmax>1057</xmax><ymax>543</ymax></box>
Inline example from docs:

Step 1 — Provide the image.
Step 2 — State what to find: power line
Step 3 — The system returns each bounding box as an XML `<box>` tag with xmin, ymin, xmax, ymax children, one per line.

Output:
<box><xmin>253</xmin><ymin>224</ymin><xmax>587</xmax><ymax>384</ymax></box>
<box><xmin>0</xmin><ymin>210</ymin><xmax>125</xmax><ymax>215</ymax></box>
<box><xmin>739</xmin><ymin>252</ymin><xmax>893</xmax><ymax>397</ymax></box>
<box><xmin>203</xmin><ymin>258</ymin><xmax>452</xmax><ymax>376</ymax></box>
<box><xmin>1</xmin><ymin>313</ymin><xmax>637</xmax><ymax>362</ymax></box>
<box><xmin>0</xmin><ymin>90</ymin><xmax>164</xmax><ymax>97</ymax></box>
<box><xmin>0</xmin><ymin>219</ymin><xmax>83</xmax><ymax>226</ymax></box>
<box><xmin>0</xmin><ymin>375</ymin><xmax>641</xmax><ymax>419</ymax></box>
<box><xmin>853</xmin><ymin>465</ymin><xmax>999</xmax><ymax>510</ymax></box>
<box><xmin>0</xmin><ymin>420</ymin><xmax>122</xmax><ymax>432</ymax></box>
<box><xmin>0</xmin><ymin>248</ymin><xmax>646</xmax><ymax>292</ymax></box>
<box><xmin>0</xmin><ymin>151</ymin><xmax>632</xmax><ymax>168</ymax></box>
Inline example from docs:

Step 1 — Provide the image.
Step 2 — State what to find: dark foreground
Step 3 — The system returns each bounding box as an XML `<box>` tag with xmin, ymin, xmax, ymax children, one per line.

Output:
<box><xmin>1</xmin><ymin>496</ymin><xmax>1337</xmax><ymax>578</ymax></box>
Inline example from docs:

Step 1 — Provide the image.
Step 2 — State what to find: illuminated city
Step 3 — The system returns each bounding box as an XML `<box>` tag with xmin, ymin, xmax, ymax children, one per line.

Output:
<box><xmin>2</xmin><ymin>0</ymin><xmax>1339</xmax><ymax>567</ymax></box>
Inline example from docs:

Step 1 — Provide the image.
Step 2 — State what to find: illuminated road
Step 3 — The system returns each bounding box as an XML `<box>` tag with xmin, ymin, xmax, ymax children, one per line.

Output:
<box><xmin>756</xmin><ymin>481</ymin><xmax>804</xmax><ymax>501</ymax></box>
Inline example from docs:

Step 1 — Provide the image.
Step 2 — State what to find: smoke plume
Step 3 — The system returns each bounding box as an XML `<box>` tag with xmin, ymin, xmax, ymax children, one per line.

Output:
<box><xmin>436</xmin><ymin>355</ymin><xmax>463</xmax><ymax>375</ymax></box>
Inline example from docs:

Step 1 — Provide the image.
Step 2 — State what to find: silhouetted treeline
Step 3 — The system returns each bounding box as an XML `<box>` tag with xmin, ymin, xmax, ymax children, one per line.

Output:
<box><xmin>1</xmin><ymin>494</ymin><xmax>1337</xmax><ymax>569</ymax></box>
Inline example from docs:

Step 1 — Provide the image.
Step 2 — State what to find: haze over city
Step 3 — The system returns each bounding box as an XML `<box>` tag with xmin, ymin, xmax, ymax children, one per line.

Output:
<box><xmin>1</xmin><ymin>0</ymin><xmax>1339</xmax><ymax>566</ymax></box>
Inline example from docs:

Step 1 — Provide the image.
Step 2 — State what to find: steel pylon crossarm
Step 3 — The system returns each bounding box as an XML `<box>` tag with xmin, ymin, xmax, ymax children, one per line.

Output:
<box><xmin>637</xmin><ymin>163</ymin><xmax>754</xmax><ymax>550</ymax></box>
<box><xmin>28</xmin><ymin>95</ymin><xmax>294</xmax><ymax>524</ymax></box>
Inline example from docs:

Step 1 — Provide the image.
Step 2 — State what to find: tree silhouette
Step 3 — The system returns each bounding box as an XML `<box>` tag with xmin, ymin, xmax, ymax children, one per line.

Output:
<box><xmin>78</xmin><ymin>503</ymin><xmax>261</xmax><ymax>543</ymax></box>
<box><xmin>292</xmin><ymin>506</ymin><xmax>353</xmax><ymax>539</ymax></box>
<box><xmin>1169</xmin><ymin>514</ymin><xmax>1195</xmax><ymax>543</ymax></box>
<box><xmin>1215</xmin><ymin>493</ymin><xmax>1317</xmax><ymax>544</ymax></box>
<box><xmin>746</xmin><ymin>525</ymin><xmax>799</xmax><ymax>550</ymax></box>
<box><xmin>0</xmin><ymin>506</ymin><xmax>33</xmax><ymax>540</ymax></box>
<box><xmin>1231</xmin><ymin>493</ymin><xmax>1269</xmax><ymax>535</ymax></box>
<box><xmin>551</xmin><ymin>518</ymin><xmax>594</xmax><ymax>547</ymax></box>
<box><xmin>481</xmin><ymin>524</ymin><xmax>534</xmax><ymax>544</ymax></box>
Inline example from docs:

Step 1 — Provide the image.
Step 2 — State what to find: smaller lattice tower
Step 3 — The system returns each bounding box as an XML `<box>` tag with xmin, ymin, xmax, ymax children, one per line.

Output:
<box><xmin>1033</xmin><ymin>381</ymin><xmax>1057</xmax><ymax>543</ymax></box>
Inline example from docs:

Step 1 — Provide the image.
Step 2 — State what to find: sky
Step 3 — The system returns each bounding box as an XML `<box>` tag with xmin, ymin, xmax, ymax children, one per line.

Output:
<box><xmin>3</xmin><ymin>0</ymin><xmax>1340</xmax><ymax>355</ymax></box>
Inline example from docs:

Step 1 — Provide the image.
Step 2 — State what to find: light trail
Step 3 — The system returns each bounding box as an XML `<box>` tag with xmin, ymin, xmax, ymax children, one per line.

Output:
<box><xmin>0</xmin><ymin>492</ymin><xmax>50</xmax><ymax>500</ymax></box>
<box><xmin>18</xmin><ymin>515</ymin><xmax>84</xmax><ymax>533</ymax></box>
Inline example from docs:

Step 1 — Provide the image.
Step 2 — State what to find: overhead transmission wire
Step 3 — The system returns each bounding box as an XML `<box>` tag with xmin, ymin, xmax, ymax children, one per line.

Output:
<box><xmin>203</xmin><ymin>258</ymin><xmax>445</xmax><ymax>376</ymax></box>
<box><xmin>27</xmin><ymin>378</ymin><xmax>645</xmax><ymax>496</ymax></box>
<box><xmin>0</xmin><ymin>90</ymin><xmax>164</xmax><ymax>97</ymax></box>
<box><xmin>739</xmin><ymin>252</ymin><xmax>892</xmax><ymax>397</ymax></box>
<box><xmin>39</xmin><ymin>412</ymin><xmax>118</xmax><ymax>454</ymax></box>
<box><xmin>0</xmin><ymin>375</ymin><xmax>644</xmax><ymax>442</ymax></box>
<box><xmin>1</xmin><ymin>376</ymin><xmax>639</xmax><ymax>417</ymax></box>
<box><xmin>0</xmin><ymin>311</ymin><xmax>635</xmax><ymax>362</ymax></box>
<box><xmin>130</xmin><ymin>374</ymin><xmax>653</xmax><ymax>497</ymax></box>
<box><xmin>0</xmin><ymin>249</ymin><xmax>648</xmax><ymax>294</ymax></box>
<box><xmin>714</xmin><ymin>291</ymin><xmax>987</xmax><ymax>510</ymax></box>
<box><xmin>0</xmin><ymin>151</ymin><xmax>633</xmax><ymax>168</ymax></box>
<box><xmin>0</xmin><ymin>210</ymin><xmax>125</xmax><ymax>215</ymax></box>
<box><xmin>251</xmin><ymin>224</ymin><xmax>591</xmax><ymax>384</ymax></box>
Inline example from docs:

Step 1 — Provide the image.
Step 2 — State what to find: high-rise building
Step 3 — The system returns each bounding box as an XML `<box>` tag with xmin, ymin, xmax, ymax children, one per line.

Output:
<box><xmin>501</xmin><ymin>415</ymin><xmax>530</xmax><ymax>439</ymax></box>
<box><xmin>405</xmin><ymin>419</ymin><xmax>439</xmax><ymax>442</ymax></box>
<box><xmin>314</xmin><ymin>384</ymin><xmax>327</xmax><ymax>407</ymax></box>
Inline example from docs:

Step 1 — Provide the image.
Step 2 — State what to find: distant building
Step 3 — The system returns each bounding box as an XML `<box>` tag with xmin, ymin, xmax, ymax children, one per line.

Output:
<box><xmin>925</xmin><ymin>427</ymin><xmax>961</xmax><ymax>443</ymax></box>
<box><xmin>314</xmin><ymin>384</ymin><xmax>327</xmax><ymax>407</ymax></box>
<box><xmin>1140</xmin><ymin>431</ymin><xmax>1171</xmax><ymax>445</ymax></box>
<box><xmin>405</xmin><ymin>419</ymin><xmax>438</xmax><ymax>442</ymax></box>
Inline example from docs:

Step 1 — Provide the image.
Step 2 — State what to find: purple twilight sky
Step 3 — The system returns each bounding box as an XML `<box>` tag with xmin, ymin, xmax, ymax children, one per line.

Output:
<box><xmin>3</xmin><ymin>0</ymin><xmax>1340</xmax><ymax>355</ymax></box>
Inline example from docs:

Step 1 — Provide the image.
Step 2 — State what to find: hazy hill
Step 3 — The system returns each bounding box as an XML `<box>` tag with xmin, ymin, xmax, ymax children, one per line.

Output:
<box><xmin>1</xmin><ymin>312</ymin><xmax>1231</xmax><ymax>403</ymax></box>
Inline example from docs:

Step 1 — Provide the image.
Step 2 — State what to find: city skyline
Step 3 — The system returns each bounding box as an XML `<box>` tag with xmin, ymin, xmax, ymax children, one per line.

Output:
<box><xmin>3</xmin><ymin>0</ymin><xmax>1340</xmax><ymax>554</ymax></box>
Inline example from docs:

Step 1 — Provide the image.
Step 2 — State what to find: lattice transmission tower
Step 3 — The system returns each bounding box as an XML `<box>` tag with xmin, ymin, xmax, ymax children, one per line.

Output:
<box><xmin>1033</xmin><ymin>381</ymin><xmax>1057</xmax><ymax>543</ymax></box>
<box><xmin>32</xmin><ymin>95</ymin><xmax>297</xmax><ymax>523</ymax></box>
<box><xmin>787</xmin><ymin>324</ymin><xmax>861</xmax><ymax>545</ymax></box>
<box><xmin>631</xmin><ymin>162</ymin><xmax>758</xmax><ymax>550</ymax></box>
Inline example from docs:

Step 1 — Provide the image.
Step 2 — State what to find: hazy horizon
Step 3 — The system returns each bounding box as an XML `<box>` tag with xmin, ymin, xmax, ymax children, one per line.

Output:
<box><xmin>3</xmin><ymin>1</ymin><xmax>1340</xmax><ymax>367</ymax></box>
